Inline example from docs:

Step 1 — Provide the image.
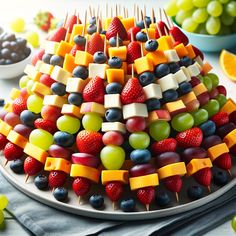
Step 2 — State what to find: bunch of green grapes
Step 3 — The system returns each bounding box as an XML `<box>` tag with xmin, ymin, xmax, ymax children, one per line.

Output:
<box><xmin>0</xmin><ymin>195</ymin><xmax>9</xmax><ymax>229</ymax></box>
<box><xmin>166</xmin><ymin>0</ymin><xmax>236</xmax><ymax>35</ymax></box>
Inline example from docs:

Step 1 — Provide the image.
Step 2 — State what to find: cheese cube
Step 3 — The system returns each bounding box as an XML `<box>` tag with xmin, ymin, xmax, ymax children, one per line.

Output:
<box><xmin>61</xmin><ymin>104</ymin><xmax>82</xmax><ymax>118</ymax></box>
<box><xmin>185</xmin><ymin>44</ymin><xmax>196</xmax><ymax>59</ymax></box>
<box><xmin>134</xmin><ymin>57</ymin><xmax>154</xmax><ymax>74</ymax></box>
<box><xmin>143</xmin><ymin>84</ymin><xmax>162</xmax><ymax>100</ymax></box>
<box><xmin>39</xmin><ymin>63</ymin><xmax>54</xmax><ymax>75</ymax></box>
<box><xmin>101</xmin><ymin>170</ymin><xmax>129</xmax><ymax>185</ymax></box>
<box><xmin>147</xmin><ymin>109</ymin><xmax>171</xmax><ymax>124</ymax></box>
<box><xmin>121</xmin><ymin>17</ymin><xmax>135</xmax><ymax>31</ymax></box>
<box><xmin>75</xmin><ymin>51</ymin><xmax>93</xmax><ymax>67</ymax></box>
<box><xmin>56</xmin><ymin>41</ymin><xmax>73</xmax><ymax>57</ymax></box>
<box><xmin>181</xmin><ymin>66</ymin><xmax>191</xmax><ymax>82</ymax></box>
<box><xmin>146</xmin><ymin>50</ymin><xmax>168</xmax><ymax>66</ymax></box>
<box><xmin>193</xmin><ymin>83</ymin><xmax>207</xmax><ymax>96</ymax></box>
<box><xmin>0</xmin><ymin>121</ymin><xmax>12</xmax><ymax>136</ymax></box>
<box><xmin>121</xmin><ymin>62</ymin><xmax>127</xmax><ymax>75</ymax></box>
<box><xmin>195</xmin><ymin>56</ymin><xmax>204</xmax><ymax>67</ymax></box>
<box><xmin>202</xmin><ymin>62</ymin><xmax>213</xmax><ymax>75</ymax></box>
<box><xmin>10</xmin><ymin>88</ymin><xmax>21</xmax><ymax>100</ymax></box>
<box><xmin>142</xmin><ymin>28</ymin><xmax>156</xmax><ymax>39</ymax></box>
<box><xmin>123</xmin><ymin>103</ymin><xmax>148</xmax><ymax>119</ymax></box>
<box><xmin>104</xmin><ymin>94</ymin><xmax>122</xmax><ymax>109</ymax></box>
<box><xmin>45</xmin><ymin>157</ymin><xmax>71</xmax><ymax>174</ymax></box>
<box><xmin>106</xmin><ymin>68</ymin><xmax>125</xmax><ymax>84</ymax></box>
<box><xmin>188</xmin><ymin>62</ymin><xmax>201</xmax><ymax>77</ymax></box>
<box><xmin>180</xmin><ymin>91</ymin><xmax>197</xmax><ymax>105</ymax></box>
<box><xmin>223</xmin><ymin>129</ymin><xmax>236</xmax><ymax>148</ymax></box>
<box><xmin>164</xmin><ymin>100</ymin><xmax>186</xmax><ymax>117</ymax></box>
<box><xmin>69</xmin><ymin>24</ymin><xmax>84</xmax><ymax>44</ymax></box>
<box><xmin>81</xmin><ymin>102</ymin><xmax>105</xmax><ymax>116</ymax></box>
<box><xmin>108</xmin><ymin>46</ymin><xmax>127</xmax><ymax>61</ymax></box>
<box><xmin>31</xmin><ymin>82</ymin><xmax>52</xmax><ymax>96</ymax></box>
<box><xmin>51</xmin><ymin>66</ymin><xmax>72</xmax><ymax>85</ymax></box>
<box><xmin>207</xmin><ymin>143</ymin><xmax>229</xmax><ymax>162</ymax></box>
<box><xmin>63</xmin><ymin>54</ymin><xmax>77</xmax><ymax>73</ymax></box>
<box><xmin>7</xmin><ymin>130</ymin><xmax>28</xmax><ymax>149</ymax></box>
<box><xmin>24</xmin><ymin>64</ymin><xmax>41</xmax><ymax>81</ymax></box>
<box><xmin>174</xmin><ymin>69</ymin><xmax>188</xmax><ymax>84</ymax></box>
<box><xmin>43</xmin><ymin>95</ymin><xmax>67</xmax><ymax>108</ymax></box>
<box><xmin>220</xmin><ymin>99</ymin><xmax>236</xmax><ymax>115</ymax></box>
<box><xmin>66</xmin><ymin>77</ymin><xmax>89</xmax><ymax>93</ymax></box>
<box><xmin>174</xmin><ymin>43</ymin><xmax>188</xmax><ymax>58</ymax></box>
<box><xmin>164</xmin><ymin>49</ymin><xmax>180</xmax><ymax>62</ymax></box>
<box><xmin>158</xmin><ymin>162</ymin><xmax>187</xmax><ymax>179</ymax></box>
<box><xmin>3</xmin><ymin>102</ymin><xmax>13</xmax><ymax>113</ymax></box>
<box><xmin>157</xmin><ymin>36</ymin><xmax>174</xmax><ymax>51</ymax></box>
<box><xmin>35</xmin><ymin>60</ymin><xmax>44</xmax><ymax>70</ymax></box>
<box><xmin>187</xmin><ymin>158</ymin><xmax>212</xmax><ymax>176</ymax></box>
<box><xmin>157</xmin><ymin>74</ymin><xmax>178</xmax><ymax>92</ymax></box>
<box><xmin>130</xmin><ymin>173</ymin><xmax>159</xmax><ymax>190</ymax></box>
<box><xmin>102</xmin><ymin>122</ymin><xmax>126</xmax><ymax>133</ymax></box>
<box><xmin>44</xmin><ymin>41</ymin><xmax>60</xmax><ymax>54</ymax></box>
<box><xmin>89</xmin><ymin>63</ymin><xmax>108</xmax><ymax>79</ymax></box>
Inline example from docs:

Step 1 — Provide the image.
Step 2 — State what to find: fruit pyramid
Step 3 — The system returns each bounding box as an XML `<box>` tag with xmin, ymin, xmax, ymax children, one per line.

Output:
<box><xmin>0</xmin><ymin>7</ymin><xmax>236</xmax><ymax>211</ymax></box>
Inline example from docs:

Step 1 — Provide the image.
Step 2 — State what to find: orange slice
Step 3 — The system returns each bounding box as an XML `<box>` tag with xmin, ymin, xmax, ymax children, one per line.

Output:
<box><xmin>219</xmin><ymin>50</ymin><xmax>236</xmax><ymax>81</ymax></box>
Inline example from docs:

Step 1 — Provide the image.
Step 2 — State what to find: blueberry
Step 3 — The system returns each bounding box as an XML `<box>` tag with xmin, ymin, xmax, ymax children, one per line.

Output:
<box><xmin>34</xmin><ymin>175</ymin><xmax>48</xmax><ymax>190</ymax></box>
<box><xmin>89</xmin><ymin>16</ymin><xmax>97</xmax><ymax>25</ymax></box>
<box><xmin>109</xmin><ymin>36</ymin><xmax>123</xmax><ymax>47</ymax></box>
<box><xmin>10</xmin><ymin>41</ymin><xmax>18</xmax><ymax>51</ymax></box>
<box><xmin>108</xmin><ymin>56</ymin><xmax>122</xmax><ymax>68</ymax></box>
<box><xmin>87</xmin><ymin>24</ymin><xmax>97</xmax><ymax>35</ymax></box>
<box><xmin>89</xmin><ymin>194</ymin><xmax>104</xmax><ymax>209</ymax></box>
<box><xmin>146</xmin><ymin>98</ymin><xmax>161</xmax><ymax>112</ymax></box>
<box><xmin>53</xmin><ymin>131</ymin><xmax>75</xmax><ymax>147</ymax></box>
<box><xmin>20</xmin><ymin>110</ymin><xmax>40</xmax><ymax>127</ymax></box>
<box><xmin>10</xmin><ymin>159</ymin><xmax>24</xmax><ymax>174</ymax></box>
<box><xmin>2</xmin><ymin>41</ymin><xmax>11</xmax><ymax>49</ymax></box>
<box><xmin>0</xmin><ymin>98</ymin><xmax>5</xmax><ymax>106</ymax></box>
<box><xmin>51</xmin><ymin>82</ymin><xmax>66</xmax><ymax>96</ymax></box>
<box><xmin>74</xmin><ymin>35</ymin><xmax>86</xmax><ymax>46</ymax></box>
<box><xmin>5</xmin><ymin>59</ymin><xmax>13</xmax><ymax>65</ymax></box>
<box><xmin>154</xmin><ymin>64</ymin><xmax>170</xmax><ymax>78</ymax></box>
<box><xmin>73</xmin><ymin>66</ymin><xmax>88</xmax><ymax>79</ymax></box>
<box><xmin>187</xmin><ymin>186</ymin><xmax>204</xmax><ymax>200</ymax></box>
<box><xmin>130</xmin><ymin>149</ymin><xmax>151</xmax><ymax>164</ymax></box>
<box><xmin>1</xmin><ymin>48</ymin><xmax>11</xmax><ymax>59</ymax></box>
<box><xmin>180</xmin><ymin>56</ymin><xmax>192</xmax><ymax>67</ymax></box>
<box><xmin>144</xmin><ymin>16</ymin><xmax>152</xmax><ymax>27</ymax></box>
<box><xmin>169</xmin><ymin>62</ymin><xmax>180</xmax><ymax>73</ymax></box>
<box><xmin>100</xmin><ymin>30</ymin><xmax>106</xmax><ymax>35</ymax></box>
<box><xmin>136</xmin><ymin>31</ymin><xmax>148</xmax><ymax>42</ymax></box>
<box><xmin>145</xmin><ymin>39</ymin><xmax>158</xmax><ymax>52</ymax></box>
<box><xmin>155</xmin><ymin>192</ymin><xmax>171</xmax><ymax>207</ymax></box>
<box><xmin>136</xmin><ymin>20</ymin><xmax>145</xmax><ymax>29</ymax></box>
<box><xmin>16</xmin><ymin>38</ymin><xmax>27</xmax><ymax>48</ymax></box>
<box><xmin>53</xmin><ymin>187</ymin><xmax>68</xmax><ymax>202</ymax></box>
<box><xmin>24</xmin><ymin>47</ymin><xmax>31</xmax><ymax>57</ymax></box>
<box><xmin>138</xmin><ymin>72</ymin><xmax>155</xmax><ymax>86</ymax></box>
<box><xmin>50</xmin><ymin>55</ymin><xmax>63</xmax><ymax>66</ymax></box>
<box><xmin>94</xmin><ymin>51</ymin><xmax>107</xmax><ymax>64</ymax></box>
<box><xmin>68</xmin><ymin>93</ymin><xmax>83</xmax><ymax>106</ymax></box>
<box><xmin>42</xmin><ymin>53</ymin><xmax>52</xmax><ymax>64</ymax></box>
<box><xmin>213</xmin><ymin>171</ymin><xmax>229</xmax><ymax>186</ymax></box>
<box><xmin>163</xmin><ymin>89</ymin><xmax>178</xmax><ymax>102</ymax></box>
<box><xmin>11</xmin><ymin>52</ymin><xmax>20</xmax><ymax>63</ymax></box>
<box><xmin>105</xmin><ymin>108</ymin><xmax>122</xmax><ymax>122</ymax></box>
<box><xmin>199</xmin><ymin>120</ymin><xmax>216</xmax><ymax>137</ymax></box>
<box><xmin>106</xmin><ymin>82</ymin><xmax>122</xmax><ymax>94</ymax></box>
<box><xmin>120</xmin><ymin>198</ymin><xmax>136</xmax><ymax>212</ymax></box>
<box><xmin>178</xmin><ymin>82</ymin><xmax>192</xmax><ymax>95</ymax></box>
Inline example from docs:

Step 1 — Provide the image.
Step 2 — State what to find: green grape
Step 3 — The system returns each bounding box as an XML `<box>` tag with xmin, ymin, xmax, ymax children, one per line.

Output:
<box><xmin>232</xmin><ymin>215</ymin><xmax>236</xmax><ymax>232</ymax></box>
<box><xmin>216</xmin><ymin>94</ymin><xmax>227</xmax><ymax>108</ymax></box>
<box><xmin>220</xmin><ymin>0</ymin><xmax>229</xmax><ymax>3</ymax></box>
<box><xmin>193</xmin><ymin>8</ymin><xmax>208</xmax><ymax>23</ymax></box>
<box><xmin>226</xmin><ymin>1</ymin><xmax>236</xmax><ymax>17</ymax></box>
<box><xmin>171</xmin><ymin>113</ymin><xmax>194</xmax><ymax>132</ymax></box>
<box><xmin>29</xmin><ymin>129</ymin><xmax>53</xmax><ymax>150</ymax></box>
<box><xmin>82</xmin><ymin>113</ymin><xmax>102</xmax><ymax>132</ymax></box>
<box><xmin>206</xmin><ymin>17</ymin><xmax>221</xmax><ymax>35</ymax></box>
<box><xmin>0</xmin><ymin>210</ymin><xmax>4</xmax><ymax>225</ymax></box>
<box><xmin>177</xmin><ymin>0</ymin><xmax>194</xmax><ymax>11</ymax></box>
<box><xmin>129</xmin><ymin>132</ymin><xmax>150</xmax><ymax>149</ymax></box>
<box><xmin>57</xmin><ymin>115</ymin><xmax>81</xmax><ymax>134</ymax></box>
<box><xmin>191</xmin><ymin>109</ymin><xmax>209</xmax><ymax>126</ymax></box>
<box><xmin>27</xmin><ymin>95</ymin><xmax>43</xmax><ymax>114</ymax></box>
<box><xmin>10</xmin><ymin>18</ymin><xmax>25</xmax><ymax>33</ymax></box>
<box><xmin>202</xmin><ymin>99</ymin><xmax>220</xmax><ymax>117</ymax></box>
<box><xmin>0</xmin><ymin>195</ymin><xmax>8</xmax><ymax>210</ymax></box>
<box><xmin>193</xmin><ymin>0</ymin><xmax>210</xmax><ymax>7</ymax></box>
<box><xmin>182</xmin><ymin>17</ymin><xmax>199</xmax><ymax>32</ymax></box>
<box><xmin>19</xmin><ymin>75</ymin><xmax>30</xmax><ymax>89</ymax></box>
<box><xmin>221</xmin><ymin>10</ymin><xmax>234</xmax><ymax>26</ymax></box>
<box><xmin>100</xmin><ymin>145</ymin><xmax>125</xmax><ymax>170</ymax></box>
<box><xmin>26</xmin><ymin>32</ymin><xmax>40</xmax><ymax>48</ymax></box>
<box><xmin>206</xmin><ymin>73</ymin><xmax>219</xmax><ymax>89</ymax></box>
<box><xmin>175</xmin><ymin>10</ymin><xmax>193</xmax><ymax>25</ymax></box>
<box><xmin>26</xmin><ymin>80</ymin><xmax>34</xmax><ymax>95</ymax></box>
<box><xmin>165</xmin><ymin>0</ymin><xmax>179</xmax><ymax>17</ymax></box>
<box><xmin>149</xmin><ymin>121</ymin><xmax>170</xmax><ymax>141</ymax></box>
<box><xmin>202</xmin><ymin>76</ymin><xmax>213</xmax><ymax>91</ymax></box>
<box><xmin>207</xmin><ymin>1</ymin><xmax>223</xmax><ymax>17</ymax></box>
<box><xmin>196</xmin><ymin>23</ymin><xmax>208</xmax><ymax>34</ymax></box>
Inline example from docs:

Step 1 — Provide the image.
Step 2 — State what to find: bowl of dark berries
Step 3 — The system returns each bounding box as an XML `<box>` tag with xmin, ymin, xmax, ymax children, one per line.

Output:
<box><xmin>0</xmin><ymin>32</ymin><xmax>32</xmax><ymax>79</ymax></box>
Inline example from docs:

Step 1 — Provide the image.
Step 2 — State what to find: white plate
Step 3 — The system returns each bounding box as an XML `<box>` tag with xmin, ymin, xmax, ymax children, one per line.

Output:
<box><xmin>1</xmin><ymin>156</ymin><xmax>236</xmax><ymax>221</ymax></box>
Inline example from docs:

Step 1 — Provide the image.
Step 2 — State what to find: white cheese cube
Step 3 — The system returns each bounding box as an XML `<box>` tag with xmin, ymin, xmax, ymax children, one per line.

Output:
<box><xmin>102</xmin><ymin>122</ymin><xmax>126</xmax><ymax>134</ymax></box>
<box><xmin>39</xmin><ymin>63</ymin><xmax>54</xmax><ymax>75</ymax></box>
<box><xmin>43</xmin><ymin>95</ymin><xmax>67</xmax><ymax>108</ymax></box>
<box><xmin>174</xmin><ymin>69</ymin><xmax>188</xmax><ymax>84</ymax></box>
<box><xmin>88</xmin><ymin>63</ymin><xmax>108</xmax><ymax>79</ymax></box>
<box><xmin>181</xmin><ymin>66</ymin><xmax>191</xmax><ymax>82</ymax></box>
<box><xmin>66</xmin><ymin>77</ymin><xmax>89</xmax><ymax>93</ymax></box>
<box><xmin>188</xmin><ymin>62</ymin><xmax>201</xmax><ymax>77</ymax></box>
<box><xmin>51</xmin><ymin>66</ymin><xmax>72</xmax><ymax>85</ymax></box>
<box><xmin>195</xmin><ymin>56</ymin><xmax>204</xmax><ymax>67</ymax></box>
<box><xmin>44</xmin><ymin>41</ymin><xmax>60</xmax><ymax>55</ymax></box>
<box><xmin>164</xmin><ymin>50</ymin><xmax>180</xmax><ymax>62</ymax></box>
<box><xmin>123</xmin><ymin>103</ymin><xmax>148</xmax><ymax>119</ymax></box>
<box><xmin>104</xmin><ymin>94</ymin><xmax>122</xmax><ymax>109</ymax></box>
<box><xmin>35</xmin><ymin>60</ymin><xmax>44</xmax><ymax>70</ymax></box>
<box><xmin>143</xmin><ymin>84</ymin><xmax>162</xmax><ymax>100</ymax></box>
<box><xmin>157</xmin><ymin>74</ymin><xmax>178</xmax><ymax>92</ymax></box>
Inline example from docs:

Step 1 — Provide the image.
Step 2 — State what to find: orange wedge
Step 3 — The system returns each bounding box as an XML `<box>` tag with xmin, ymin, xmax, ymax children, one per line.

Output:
<box><xmin>219</xmin><ymin>50</ymin><xmax>236</xmax><ymax>82</ymax></box>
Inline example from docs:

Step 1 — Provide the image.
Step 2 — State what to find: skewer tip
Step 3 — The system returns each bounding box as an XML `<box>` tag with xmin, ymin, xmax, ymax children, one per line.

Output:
<box><xmin>112</xmin><ymin>201</ymin><xmax>116</xmax><ymax>210</ymax></box>
<box><xmin>78</xmin><ymin>196</ymin><xmax>81</xmax><ymax>205</ymax></box>
<box><xmin>207</xmin><ymin>186</ymin><xmax>211</xmax><ymax>193</ymax></box>
<box><xmin>175</xmin><ymin>192</ymin><xmax>179</xmax><ymax>203</ymax></box>
<box><xmin>145</xmin><ymin>204</ymin><xmax>150</xmax><ymax>211</ymax></box>
<box><xmin>25</xmin><ymin>174</ymin><xmax>29</xmax><ymax>183</ymax></box>
<box><xmin>4</xmin><ymin>160</ymin><xmax>8</xmax><ymax>167</ymax></box>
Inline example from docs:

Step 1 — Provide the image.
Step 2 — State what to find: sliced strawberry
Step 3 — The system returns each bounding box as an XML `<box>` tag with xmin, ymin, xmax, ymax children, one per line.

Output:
<box><xmin>210</xmin><ymin>111</ymin><xmax>229</xmax><ymax>127</ymax></box>
<box><xmin>65</xmin><ymin>14</ymin><xmax>78</xmax><ymax>33</ymax></box>
<box><xmin>31</xmin><ymin>48</ymin><xmax>45</xmax><ymax>66</ymax></box>
<box><xmin>72</xmin><ymin>177</ymin><xmax>91</xmax><ymax>196</ymax></box>
<box><xmin>155</xmin><ymin>21</ymin><xmax>169</xmax><ymax>38</ymax></box>
<box><xmin>105</xmin><ymin>182</ymin><xmax>123</xmax><ymax>202</ymax></box>
<box><xmin>106</xmin><ymin>17</ymin><xmax>127</xmax><ymax>40</ymax></box>
<box><xmin>127</xmin><ymin>26</ymin><xmax>141</xmax><ymax>41</ymax></box>
<box><xmin>164</xmin><ymin>175</ymin><xmax>182</xmax><ymax>193</ymax></box>
<box><xmin>214</xmin><ymin>153</ymin><xmax>232</xmax><ymax>170</ymax></box>
<box><xmin>151</xmin><ymin>138</ymin><xmax>177</xmax><ymax>155</ymax></box>
<box><xmin>137</xmin><ymin>186</ymin><xmax>155</xmax><ymax>206</ymax></box>
<box><xmin>126</xmin><ymin>41</ymin><xmax>141</xmax><ymax>64</ymax></box>
<box><xmin>34</xmin><ymin>118</ymin><xmax>57</xmax><ymax>134</ymax></box>
<box><xmin>47</xmin><ymin>27</ymin><xmax>67</xmax><ymax>42</ymax></box>
<box><xmin>49</xmin><ymin>170</ymin><xmax>67</xmax><ymax>188</ymax></box>
<box><xmin>4</xmin><ymin>142</ymin><xmax>24</xmax><ymax>161</ymax></box>
<box><xmin>24</xmin><ymin>156</ymin><xmax>44</xmax><ymax>176</ymax></box>
<box><xmin>0</xmin><ymin>134</ymin><xmax>8</xmax><ymax>150</ymax></box>
<box><xmin>194</xmin><ymin>167</ymin><xmax>212</xmax><ymax>187</ymax></box>
<box><xmin>169</xmin><ymin>26</ymin><xmax>189</xmax><ymax>46</ymax></box>
<box><xmin>87</xmin><ymin>33</ymin><xmax>104</xmax><ymax>55</ymax></box>
<box><xmin>12</xmin><ymin>97</ymin><xmax>27</xmax><ymax>115</ymax></box>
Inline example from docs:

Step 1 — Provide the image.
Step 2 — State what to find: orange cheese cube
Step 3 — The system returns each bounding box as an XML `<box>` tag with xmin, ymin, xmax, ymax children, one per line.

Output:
<box><xmin>121</xmin><ymin>17</ymin><xmax>135</xmax><ymax>31</ymax></box>
<box><xmin>187</xmin><ymin>158</ymin><xmax>212</xmax><ymax>176</ymax></box>
<box><xmin>56</xmin><ymin>41</ymin><xmax>73</xmax><ymax>57</ymax></box>
<box><xmin>158</xmin><ymin>162</ymin><xmax>187</xmax><ymax>179</ymax></box>
<box><xmin>202</xmin><ymin>62</ymin><xmax>213</xmax><ymax>75</ymax></box>
<box><xmin>175</xmin><ymin>43</ymin><xmax>189</xmax><ymax>58</ymax></box>
<box><xmin>220</xmin><ymin>99</ymin><xmax>236</xmax><ymax>115</ymax></box>
<box><xmin>69</xmin><ymin>24</ymin><xmax>84</xmax><ymax>44</ymax></box>
<box><xmin>10</xmin><ymin>88</ymin><xmax>21</xmax><ymax>100</ymax></box>
<box><xmin>70</xmin><ymin>164</ymin><xmax>100</xmax><ymax>183</ymax></box>
<box><xmin>106</xmin><ymin>68</ymin><xmax>125</xmax><ymax>84</ymax></box>
<box><xmin>61</xmin><ymin>104</ymin><xmax>82</xmax><ymax>118</ymax></box>
<box><xmin>101</xmin><ymin>170</ymin><xmax>129</xmax><ymax>185</ymax></box>
<box><xmin>157</xmin><ymin>36</ymin><xmax>174</xmax><ymax>51</ymax></box>
<box><xmin>185</xmin><ymin>44</ymin><xmax>196</xmax><ymax>59</ymax></box>
<box><xmin>24</xmin><ymin>142</ymin><xmax>48</xmax><ymax>164</ymax></box>
<box><xmin>147</xmin><ymin>109</ymin><xmax>171</xmax><ymax>125</ymax></box>
<box><xmin>108</xmin><ymin>46</ymin><xmax>127</xmax><ymax>61</ymax></box>
<box><xmin>75</xmin><ymin>51</ymin><xmax>93</xmax><ymax>67</ymax></box>
<box><xmin>142</xmin><ymin>28</ymin><xmax>156</xmax><ymax>39</ymax></box>
<box><xmin>66</xmin><ymin>77</ymin><xmax>89</xmax><ymax>93</ymax></box>
<box><xmin>0</xmin><ymin>121</ymin><xmax>12</xmax><ymax>136</ymax></box>
<box><xmin>81</xmin><ymin>102</ymin><xmax>105</xmax><ymax>116</ymax></box>
<box><xmin>104</xmin><ymin>18</ymin><xmax>112</xmax><ymax>30</ymax></box>
<box><xmin>164</xmin><ymin>100</ymin><xmax>186</xmax><ymax>117</ymax></box>
<box><xmin>3</xmin><ymin>102</ymin><xmax>13</xmax><ymax>113</ymax></box>
<box><xmin>43</xmin><ymin>95</ymin><xmax>67</xmax><ymax>108</ymax></box>
<box><xmin>63</xmin><ymin>54</ymin><xmax>77</xmax><ymax>73</ymax></box>
<box><xmin>121</xmin><ymin>62</ymin><xmax>127</xmax><ymax>75</ymax></box>
<box><xmin>129</xmin><ymin>173</ymin><xmax>159</xmax><ymax>190</ymax></box>
<box><xmin>146</xmin><ymin>50</ymin><xmax>168</xmax><ymax>66</ymax></box>
<box><xmin>31</xmin><ymin>82</ymin><xmax>52</xmax><ymax>96</ymax></box>
<box><xmin>180</xmin><ymin>91</ymin><xmax>197</xmax><ymax>105</ymax></box>
<box><xmin>7</xmin><ymin>130</ymin><xmax>28</xmax><ymax>149</ymax></box>
<box><xmin>149</xmin><ymin>23</ymin><xmax>156</xmax><ymax>29</ymax></box>
<box><xmin>193</xmin><ymin>83</ymin><xmax>208</xmax><ymax>96</ymax></box>
<box><xmin>207</xmin><ymin>143</ymin><xmax>229</xmax><ymax>161</ymax></box>
<box><xmin>134</xmin><ymin>56</ymin><xmax>154</xmax><ymax>74</ymax></box>
<box><xmin>223</xmin><ymin>129</ymin><xmax>236</xmax><ymax>148</ymax></box>
<box><xmin>39</xmin><ymin>63</ymin><xmax>54</xmax><ymax>75</ymax></box>
<box><xmin>45</xmin><ymin>157</ymin><xmax>71</xmax><ymax>174</ymax></box>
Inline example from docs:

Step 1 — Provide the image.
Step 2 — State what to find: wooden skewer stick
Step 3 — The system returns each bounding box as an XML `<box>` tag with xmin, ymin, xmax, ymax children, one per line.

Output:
<box><xmin>175</xmin><ymin>192</ymin><xmax>179</xmax><ymax>203</ymax></box>
<box><xmin>4</xmin><ymin>160</ymin><xmax>8</xmax><ymax>167</ymax></box>
<box><xmin>97</xmin><ymin>5</ymin><xmax>100</xmax><ymax>18</ymax></box>
<box><xmin>228</xmin><ymin>169</ymin><xmax>232</xmax><ymax>177</ymax></box>
<box><xmin>110</xmin><ymin>6</ymin><xmax>113</xmax><ymax>18</ymax></box>
<box><xmin>145</xmin><ymin>204</ymin><xmax>150</xmax><ymax>211</ymax></box>
<box><xmin>131</xmin><ymin>64</ymin><xmax>134</xmax><ymax>78</ymax></box>
<box><xmin>151</xmin><ymin>7</ymin><xmax>155</xmax><ymax>25</ymax></box>
<box><xmin>63</xmin><ymin>12</ymin><xmax>68</xmax><ymax>28</ymax></box>
<box><xmin>159</xmin><ymin>7</ymin><xmax>162</xmax><ymax>22</ymax></box>
<box><xmin>123</xmin><ymin>7</ymin><xmax>126</xmax><ymax>18</ymax></box>
<box><xmin>207</xmin><ymin>186</ymin><xmax>211</xmax><ymax>193</ymax></box>
<box><xmin>164</xmin><ymin>26</ymin><xmax>169</xmax><ymax>36</ymax></box>
<box><xmin>96</xmin><ymin>16</ymin><xmax>100</xmax><ymax>33</ymax></box>
<box><xmin>82</xmin><ymin>10</ymin><xmax>87</xmax><ymax>37</ymax></box>
<box><xmin>141</xmin><ymin>10</ymin><xmax>150</xmax><ymax>40</ymax></box>
<box><xmin>78</xmin><ymin>196</ymin><xmax>81</xmax><ymax>205</ymax></box>
<box><xmin>134</xmin><ymin>4</ymin><xmax>136</xmax><ymax>19</ymax></box>
<box><xmin>119</xmin><ymin>4</ymin><xmax>121</xmax><ymax>16</ymax></box>
<box><xmin>163</xmin><ymin>9</ymin><xmax>172</xmax><ymax>29</ymax></box>
<box><xmin>89</xmin><ymin>5</ymin><xmax>92</xmax><ymax>18</ymax></box>
<box><xmin>25</xmin><ymin>174</ymin><xmax>29</xmax><ymax>183</ymax></box>
<box><xmin>126</xmin><ymin>8</ymin><xmax>129</xmax><ymax>18</ymax></box>
<box><xmin>115</xmin><ymin>4</ymin><xmax>118</xmax><ymax>17</ymax></box>
<box><xmin>112</xmin><ymin>202</ymin><xmax>116</xmax><ymax>210</ymax></box>
<box><xmin>140</xmin><ymin>40</ymin><xmax>144</xmax><ymax>58</ymax></box>
<box><xmin>65</xmin><ymin>27</ymin><xmax>70</xmax><ymax>42</ymax></box>
<box><xmin>144</xmin><ymin>5</ymin><xmax>146</xmax><ymax>18</ymax></box>
<box><xmin>137</xmin><ymin>5</ymin><xmax>140</xmax><ymax>22</ymax></box>
<box><xmin>104</xmin><ymin>36</ymin><xmax>107</xmax><ymax>55</ymax></box>
<box><xmin>84</xmin><ymin>35</ymin><xmax>88</xmax><ymax>52</ymax></box>
<box><xmin>77</xmin><ymin>12</ymin><xmax>80</xmax><ymax>24</ymax></box>
<box><xmin>106</xmin><ymin>3</ymin><xmax>108</xmax><ymax>18</ymax></box>
<box><xmin>74</xmin><ymin>9</ymin><xmax>77</xmax><ymax>16</ymax></box>
<box><xmin>93</xmin><ymin>7</ymin><xmax>95</xmax><ymax>17</ymax></box>
<box><xmin>116</xmin><ymin>33</ymin><xmax>119</xmax><ymax>48</ymax></box>
<box><xmin>156</xmin><ymin>22</ymin><xmax>162</xmax><ymax>37</ymax></box>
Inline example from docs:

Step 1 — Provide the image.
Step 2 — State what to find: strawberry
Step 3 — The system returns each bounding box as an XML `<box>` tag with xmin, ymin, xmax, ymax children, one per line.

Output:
<box><xmin>48</xmin><ymin>170</ymin><xmax>67</xmax><ymax>188</ymax></box>
<box><xmin>216</xmin><ymin>85</ymin><xmax>227</xmax><ymax>97</ymax></box>
<box><xmin>76</xmin><ymin>130</ymin><xmax>103</xmax><ymax>155</ymax></box>
<box><xmin>12</xmin><ymin>97</ymin><xmax>27</xmax><ymax>115</ymax></box>
<box><xmin>137</xmin><ymin>186</ymin><xmax>155</xmax><ymax>206</ymax></box>
<box><xmin>31</xmin><ymin>48</ymin><xmax>45</xmax><ymax>66</ymax></box>
<box><xmin>4</xmin><ymin>142</ymin><xmax>24</xmax><ymax>161</ymax></box>
<box><xmin>34</xmin><ymin>118</ymin><xmax>57</xmax><ymax>134</ymax></box>
<box><xmin>164</xmin><ymin>175</ymin><xmax>182</xmax><ymax>193</ymax></box>
<box><xmin>214</xmin><ymin>153</ymin><xmax>232</xmax><ymax>170</ymax></box>
<box><xmin>34</xmin><ymin>11</ymin><xmax>54</xmax><ymax>32</ymax></box>
<box><xmin>105</xmin><ymin>182</ymin><xmax>123</xmax><ymax>202</ymax></box>
<box><xmin>210</xmin><ymin>111</ymin><xmax>229</xmax><ymax>127</ymax></box>
<box><xmin>121</xmin><ymin>78</ymin><xmax>146</xmax><ymax>104</ymax></box>
<box><xmin>72</xmin><ymin>177</ymin><xmax>91</xmax><ymax>196</ymax></box>
<box><xmin>128</xmin><ymin>26</ymin><xmax>141</xmax><ymax>41</ymax></box>
<box><xmin>0</xmin><ymin>134</ymin><xmax>8</xmax><ymax>150</ymax></box>
<box><xmin>65</xmin><ymin>14</ymin><xmax>78</xmax><ymax>33</ymax></box>
<box><xmin>155</xmin><ymin>21</ymin><xmax>169</xmax><ymax>38</ymax></box>
<box><xmin>151</xmin><ymin>138</ymin><xmax>177</xmax><ymax>154</ymax></box>
<box><xmin>106</xmin><ymin>17</ymin><xmax>127</xmax><ymax>40</ymax></box>
<box><xmin>169</xmin><ymin>26</ymin><xmax>189</xmax><ymax>46</ymax></box>
<box><xmin>194</xmin><ymin>167</ymin><xmax>212</xmax><ymax>187</ymax></box>
<box><xmin>70</xmin><ymin>44</ymin><xmax>84</xmax><ymax>56</ymax></box>
<box><xmin>47</xmin><ymin>27</ymin><xmax>67</xmax><ymax>42</ymax></box>
<box><xmin>20</xmin><ymin>88</ymin><xmax>30</xmax><ymax>100</ymax></box>
<box><xmin>176</xmin><ymin>127</ymin><xmax>203</xmax><ymax>148</ymax></box>
<box><xmin>126</xmin><ymin>41</ymin><xmax>141</xmax><ymax>64</ymax></box>
<box><xmin>24</xmin><ymin>156</ymin><xmax>44</xmax><ymax>175</ymax></box>
<box><xmin>82</xmin><ymin>76</ymin><xmax>105</xmax><ymax>104</ymax></box>
<box><xmin>87</xmin><ymin>33</ymin><xmax>104</xmax><ymax>55</ymax></box>
<box><xmin>191</xmin><ymin>45</ymin><xmax>204</xmax><ymax>61</ymax></box>
<box><xmin>39</xmin><ymin>74</ymin><xmax>55</xmax><ymax>87</ymax></box>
